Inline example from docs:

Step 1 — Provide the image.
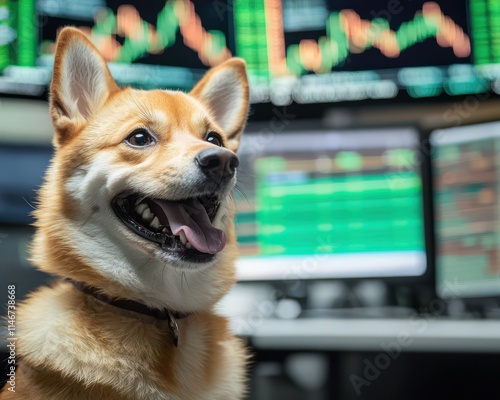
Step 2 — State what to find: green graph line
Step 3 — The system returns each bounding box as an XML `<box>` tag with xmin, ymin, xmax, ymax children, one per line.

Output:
<box><xmin>91</xmin><ymin>1</ymin><xmax>228</xmax><ymax>64</ymax></box>
<box><xmin>287</xmin><ymin>8</ymin><xmax>468</xmax><ymax>75</ymax></box>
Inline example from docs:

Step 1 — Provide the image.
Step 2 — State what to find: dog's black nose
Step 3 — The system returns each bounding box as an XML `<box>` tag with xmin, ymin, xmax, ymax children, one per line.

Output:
<box><xmin>196</xmin><ymin>147</ymin><xmax>239</xmax><ymax>181</ymax></box>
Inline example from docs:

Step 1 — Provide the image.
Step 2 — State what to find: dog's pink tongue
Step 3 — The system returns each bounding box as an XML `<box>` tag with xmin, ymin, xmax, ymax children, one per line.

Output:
<box><xmin>156</xmin><ymin>199</ymin><xmax>226</xmax><ymax>254</ymax></box>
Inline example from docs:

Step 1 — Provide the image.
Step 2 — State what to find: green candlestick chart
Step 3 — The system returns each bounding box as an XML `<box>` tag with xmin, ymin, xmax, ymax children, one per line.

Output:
<box><xmin>470</xmin><ymin>0</ymin><xmax>500</xmax><ymax>65</ymax></box>
<box><xmin>0</xmin><ymin>0</ymin><xmax>36</xmax><ymax>71</ymax></box>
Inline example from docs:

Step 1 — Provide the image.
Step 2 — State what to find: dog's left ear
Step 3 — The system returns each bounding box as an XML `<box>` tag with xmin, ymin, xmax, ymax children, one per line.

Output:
<box><xmin>190</xmin><ymin>58</ymin><xmax>249</xmax><ymax>153</ymax></box>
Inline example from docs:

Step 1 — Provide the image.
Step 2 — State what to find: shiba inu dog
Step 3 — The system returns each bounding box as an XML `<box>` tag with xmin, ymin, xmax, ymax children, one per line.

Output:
<box><xmin>0</xmin><ymin>27</ymin><xmax>249</xmax><ymax>400</ymax></box>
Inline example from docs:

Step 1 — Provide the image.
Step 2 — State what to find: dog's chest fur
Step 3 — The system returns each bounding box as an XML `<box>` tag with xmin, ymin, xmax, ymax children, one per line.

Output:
<box><xmin>12</xmin><ymin>282</ymin><xmax>247</xmax><ymax>400</ymax></box>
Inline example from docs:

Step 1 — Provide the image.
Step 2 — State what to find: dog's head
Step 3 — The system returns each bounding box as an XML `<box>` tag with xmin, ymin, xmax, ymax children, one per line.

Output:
<box><xmin>32</xmin><ymin>27</ymin><xmax>249</xmax><ymax>311</ymax></box>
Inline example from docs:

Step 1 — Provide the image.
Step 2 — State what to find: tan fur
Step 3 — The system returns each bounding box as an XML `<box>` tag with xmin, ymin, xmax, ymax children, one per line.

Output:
<box><xmin>0</xmin><ymin>27</ymin><xmax>249</xmax><ymax>400</ymax></box>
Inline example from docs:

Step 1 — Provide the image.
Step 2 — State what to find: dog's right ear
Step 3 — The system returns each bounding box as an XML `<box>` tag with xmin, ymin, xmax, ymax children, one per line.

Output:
<box><xmin>50</xmin><ymin>27</ymin><xmax>119</xmax><ymax>146</ymax></box>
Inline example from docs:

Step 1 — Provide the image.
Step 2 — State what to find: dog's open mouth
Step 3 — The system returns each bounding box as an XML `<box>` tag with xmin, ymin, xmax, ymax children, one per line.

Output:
<box><xmin>112</xmin><ymin>193</ymin><xmax>225</xmax><ymax>263</ymax></box>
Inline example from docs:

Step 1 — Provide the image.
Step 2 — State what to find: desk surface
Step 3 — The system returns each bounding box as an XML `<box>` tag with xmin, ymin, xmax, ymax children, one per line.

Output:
<box><xmin>2</xmin><ymin>319</ymin><xmax>499</xmax><ymax>354</ymax></box>
<box><xmin>238</xmin><ymin>318</ymin><xmax>500</xmax><ymax>353</ymax></box>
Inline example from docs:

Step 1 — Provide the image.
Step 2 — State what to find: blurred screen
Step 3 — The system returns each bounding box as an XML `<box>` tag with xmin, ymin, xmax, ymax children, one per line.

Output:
<box><xmin>432</xmin><ymin>122</ymin><xmax>500</xmax><ymax>298</ymax></box>
<box><xmin>0</xmin><ymin>0</ymin><xmax>233</xmax><ymax>94</ymax></box>
<box><xmin>240</xmin><ymin>0</ymin><xmax>486</xmax><ymax>104</ymax></box>
<box><xmin>0</xmin><ymin>0</ymin><xmax>499</xmax><ymax>103</ymax></box>
<box><xmin>0</xmin><ymin>145</ymin><xmax>52</xmax><ymax>224</ymax></box>
<box><xmin>0</xmin><ymin>226</ymin><xmax>51</xmax><ymax>315</ymax></box>
<box><xmin>235</xmin><ymin>128</ymin><xmax>426</xmax><ymax>280</ymax></box>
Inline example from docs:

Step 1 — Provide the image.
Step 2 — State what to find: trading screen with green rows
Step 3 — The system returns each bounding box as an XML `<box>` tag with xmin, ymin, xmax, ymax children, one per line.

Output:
<box><xmin>432</xmin><ymin>127</ymin><xmax>500</xmax><ymax>297</ymax></box>
<box><xmin>235</xmin><ymin>132</ymin><xmax>425</xmax><ymax>260</ymax></box>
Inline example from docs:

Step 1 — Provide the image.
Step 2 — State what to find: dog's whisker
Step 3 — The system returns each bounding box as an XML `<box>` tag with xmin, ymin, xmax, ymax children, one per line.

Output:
<box><xmin>234</xmin><ymin>185</ymin><xmax>249</xmax><ymax>200</ymax></box>
<box><xmin>22</xmin><ymin>196</ymin><xmax>37</xmax><ymax>210</ymax></box>
<box><xmin>230</xmin><ymin>187</ymin><xmax>251</xmax><ymax>208</ymax></box>
<box><xmin>79</xmin><ymin>209</ymin><xmax>99</xmax><ymax>231</ymax></box>
<box><xmin>236</xmin><ymin>169</ymin><xmax>256</xmax><ymax>178</ymax></box>
<box><xmin>135</xmin><ymin>196</ymin><xmax>147</xmax><ymax>206</ymax></box>
<box><xmin>181</xmin><ymin>270</ymin><xmax>190</xmax><ymax>294</ymax></box>
<box><xmin>161</xmin><ymin>263</ymin><xmax>168</xmax><ymax>284</ymax></box>
<box><xmin>137</xmin><ymin>257</ymin><xmax>152</xmax><ymax>271</ymax></box>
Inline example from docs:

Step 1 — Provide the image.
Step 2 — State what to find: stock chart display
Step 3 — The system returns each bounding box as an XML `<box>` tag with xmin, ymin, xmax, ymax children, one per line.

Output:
<box><xmin>234</xmin><ymin>0</ymin><xmax>496</xmax><ymax>103</ymax></box>
<box><xmin>40</xmin><ymin>1</ymin><xmax>231</xmax><ymax>69</ymax></box>
<box><xmin>38</xmin><ymin>0</ymin><xmax>232</xmax><ymax>90</ymax></box>
<box><xmin>236</xmin><ymin>0</ymin><xmax>472</xmax><ymax>74</ymax></box>
<box><xmin>0</xmin><ymin>0</ymin><xmax>36</xmax><ymax>69</ymax></box>
<box><xmin>235</xmin><ymin>129</ymin><xmax>426</xmax><ymax>280</ymax></box>
<box><xmin>0</xmin><ymin>0</ymin><xmax>499</xmax><ymax>103</ymax></box>
<box><xmin>432</xmin><ymin>123</ymin><xmax>500</xmax><ymax>298</ymax></box>
<box><xmin>0</xmin><ymin>0</ymin><xmax>234</xmax><ymax>93</ymax></box>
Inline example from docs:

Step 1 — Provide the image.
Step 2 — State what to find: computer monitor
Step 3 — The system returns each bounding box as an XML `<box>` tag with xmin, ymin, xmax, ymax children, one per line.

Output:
<box><xmin>431</xmin><ymin>122</ymin><xmax>500</xmax><ymax>299</ymax></box>
<box><xmin>241</xmin><ymin>0</ymin><xmax>495</xmax><ymax>104</ymax></box>
<box><xmin>234</xmin><ymin>127</ymin><xmax>427</xmax><ymax>280</ymax></box>
<box><xmin>1</xmin><ymin>1</ymin><xmax>499</xmax><ymax>104</ymax></box>
<box><xmin>0</xmin><ymin>0</ymin><xmax>234</xmax><ymax>95</ymax></box>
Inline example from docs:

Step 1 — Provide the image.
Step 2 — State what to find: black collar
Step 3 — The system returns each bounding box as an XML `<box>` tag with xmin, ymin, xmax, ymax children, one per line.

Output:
<box><xmin>69</xmin><ymin>279</ymin><xmax>189</xmax><ymax>347</ymax></box>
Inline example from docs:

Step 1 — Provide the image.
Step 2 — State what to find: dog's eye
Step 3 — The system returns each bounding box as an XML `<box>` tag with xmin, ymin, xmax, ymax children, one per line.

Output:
<box><xmin>126</xmin><ymin>129</ymin><xmax>155</xmax><ymax>147</ymax></box>
<box><xmin>206</xmin><ymin>132</ymin><xmax>223</xmax><ymax>147</ymax></box>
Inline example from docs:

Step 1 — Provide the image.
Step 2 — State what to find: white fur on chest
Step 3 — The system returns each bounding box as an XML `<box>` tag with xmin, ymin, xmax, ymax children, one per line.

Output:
<box><xmin>19</xmin><ymin>288</ymin><xmax>245</xmax><ymax>400</ymax></box>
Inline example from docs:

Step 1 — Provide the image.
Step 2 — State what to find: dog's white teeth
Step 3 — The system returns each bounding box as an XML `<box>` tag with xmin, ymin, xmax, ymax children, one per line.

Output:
<box><xmin>162</xmin><ymin>227</ymin><xmax>169</xmax><ymax>233</ymax></box>
<box><xmin>179</xmin><ymin>231</ymin><xmax>192</xmax><ymax>248</ymax></box>
<box><xmin>179</xmin><ymin>230</ymin><xmax>187</xmax><ymax>245</ymax></box>
<box><xmin>142</xmin><ymin>207</ymin><xmax>154</xmax><ymax>222</ymax></box>
<box><xmin>150</xmin><ymin>216</ymin><xmax>160</xmax><ymax>229</ymax></box>
<box><xmin>136</xmin><ymin>203</ymin><xmax>147</xmax><ymax>214</ymax></box>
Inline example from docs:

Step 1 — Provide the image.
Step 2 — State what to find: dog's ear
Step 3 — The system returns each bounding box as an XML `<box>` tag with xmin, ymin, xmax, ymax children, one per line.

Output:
<box><xmin>190</xmin><ymin>58</ymin><xmax>249</xmax><ymax>153</ymax></box>
<box><xmin>50</xmin><ymin>27</ymin><xmax>119</xmax><ymax>146</ymax></box>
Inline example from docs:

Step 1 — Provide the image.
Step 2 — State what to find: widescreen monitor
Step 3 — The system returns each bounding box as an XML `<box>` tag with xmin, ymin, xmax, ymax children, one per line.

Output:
<box><xmin>0</xmin><ymin>0</ymin><xmax>499</xmax><ymax>104</ymax></box>
<box><xmin>234</xmin><ymin>127</ymin><xmax>427</xmax><ymax>280</ymax></box>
